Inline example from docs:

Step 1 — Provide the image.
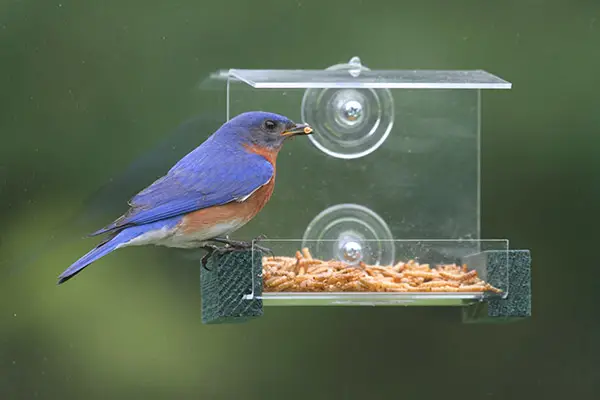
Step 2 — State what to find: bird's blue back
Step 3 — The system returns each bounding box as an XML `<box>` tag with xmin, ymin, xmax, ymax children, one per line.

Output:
<box><xmin>91</xmin><ymin>122</ymin><xmax>274</xmax><ymax>236</ymax></box>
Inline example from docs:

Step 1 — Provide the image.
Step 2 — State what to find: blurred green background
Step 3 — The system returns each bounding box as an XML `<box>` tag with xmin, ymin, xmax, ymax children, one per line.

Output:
<box><xmin>1</xmin><ymin>0</ymin><xmax>599</xmax><ymax>398</ymax></box>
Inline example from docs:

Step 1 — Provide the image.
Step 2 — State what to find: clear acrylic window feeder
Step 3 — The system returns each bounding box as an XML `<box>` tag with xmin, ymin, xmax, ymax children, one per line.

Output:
<box><xmin>201</xmin><ymin>57</ymin><xmax>529</xmax><ymax>324</ymax></box>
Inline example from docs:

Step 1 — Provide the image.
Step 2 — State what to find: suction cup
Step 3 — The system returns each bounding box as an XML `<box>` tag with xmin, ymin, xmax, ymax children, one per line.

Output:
<box><xmin>301</xmin><ymin>203</ymin><xmax>395</xmax><ymax>266</ymax></box>
<box><xmin>301</xmin><ymin>57</ymin><xmax>395</xmax><ymax>159</ymax></box>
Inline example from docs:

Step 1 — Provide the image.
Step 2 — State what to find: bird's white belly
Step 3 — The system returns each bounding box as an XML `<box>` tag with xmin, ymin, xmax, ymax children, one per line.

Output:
<box><xmin>119</xmin><ymin>219</ymin><xmax>247</xmax><ymax>249</ymax></box>
<box><xmin>167</xmin><ymin>219</ymin><xmax>248</xmax><ymax>248</ymax></box>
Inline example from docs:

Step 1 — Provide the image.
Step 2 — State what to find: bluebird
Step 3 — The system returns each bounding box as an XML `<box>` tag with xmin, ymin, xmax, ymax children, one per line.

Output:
<box><xmin>57</xmin><ymin>111</ymin><xmax>313</xmax><ymax>284</ymax></box>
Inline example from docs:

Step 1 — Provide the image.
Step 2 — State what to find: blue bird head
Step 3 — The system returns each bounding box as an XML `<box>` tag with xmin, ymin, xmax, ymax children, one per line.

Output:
<box><xmin>216</xmin><ymin>111</ymin><xmax>313</xmax><ymax>150</ymax></box>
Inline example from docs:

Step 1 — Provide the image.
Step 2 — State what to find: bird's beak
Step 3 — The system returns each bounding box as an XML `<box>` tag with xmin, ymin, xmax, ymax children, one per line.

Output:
<box><xmin>281</xmin><ymin>123</ymin><xmax>313</xmax><ymax>137</ymax></box>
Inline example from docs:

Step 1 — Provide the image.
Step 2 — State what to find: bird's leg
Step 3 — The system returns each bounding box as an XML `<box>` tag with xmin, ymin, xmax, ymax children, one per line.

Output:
<box><xmin>251</xmin><ymin>234</ymin><xmax>274</xmax><ymax>257</ymax></box>
<box><xmin>210</xmin><ymin>235</ymin><xmax>273</xmax><ymax>256</ymax></box>
<box><xmin>210</xmin><ymin>237</ymin><xmax>250</xmax><ymax>248</ymax></box>
<box><xmin>210</xmin><ymin>234</ymin><xmax>268</xmax><ymax>247</ymax></box>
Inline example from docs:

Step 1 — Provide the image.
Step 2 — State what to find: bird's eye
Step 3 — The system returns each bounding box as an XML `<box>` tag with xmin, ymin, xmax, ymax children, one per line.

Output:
<box><xmin>263</xmin><ymin>120</ymin><xmax>277</xmax><ymax>131</ymax></box>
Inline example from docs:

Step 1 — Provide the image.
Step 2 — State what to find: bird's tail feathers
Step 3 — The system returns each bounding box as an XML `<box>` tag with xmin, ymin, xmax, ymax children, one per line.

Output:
<box><xmin>57</xmin><ymin>229</ymin><xmax>139</xmax><ymax>284</ymax></box>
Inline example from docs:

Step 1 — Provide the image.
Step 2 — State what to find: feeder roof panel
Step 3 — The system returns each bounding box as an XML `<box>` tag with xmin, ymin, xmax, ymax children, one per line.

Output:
<box><xmin>229</xmin><ymin>69</ymin><xmax>512</xmax><ymax>89</ymax></box>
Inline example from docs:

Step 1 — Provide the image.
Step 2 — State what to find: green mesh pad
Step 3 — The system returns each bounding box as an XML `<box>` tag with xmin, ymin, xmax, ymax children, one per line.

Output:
<box><xmin>462</xmin><ymin>250</ymin><xmax>531</xmax><ymax>323</ymax></box>
<box><xmin>201</xmin><ymin>250</ymin><xmax>264</xmax><ymax>324</ymax></box>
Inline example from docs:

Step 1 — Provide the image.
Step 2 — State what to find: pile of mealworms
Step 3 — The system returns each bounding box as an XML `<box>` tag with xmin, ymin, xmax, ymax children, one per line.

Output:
<box><xmin>262</xmin><ymin>247</ymin><xmax>502</xmax><ymax>293</ymax></box>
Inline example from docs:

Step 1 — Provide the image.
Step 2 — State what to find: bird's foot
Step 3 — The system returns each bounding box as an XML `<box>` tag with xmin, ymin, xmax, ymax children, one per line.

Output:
<box><xmin>199</xmin><ymin>244</ymin><xmax>237</xmax><ymax>271</ymax></box>
<box><xmin>253</xmin><ymin>234</ymin><xmax>268</xmax><ymax>243</ymax></box>
<box><xmin>210</xmin><ymin>235</ymin><xmax>273</xmax><ymax>256</ymax></box>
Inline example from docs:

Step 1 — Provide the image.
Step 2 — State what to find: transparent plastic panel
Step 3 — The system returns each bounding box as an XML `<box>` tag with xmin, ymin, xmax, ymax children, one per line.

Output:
<box><xmin>227</xmin><ymin>82</ymin><xmax>482</xmax><ymax>242</ymax></box>
<box><xmin>251</xmin><ymin>239</ymin><xmax>509</xmax><ymax>306</ymax></box>
<box><xmin>229</xmin><ymin>69</ymin><xmax>512</xmax><ymax>89</ymax></box>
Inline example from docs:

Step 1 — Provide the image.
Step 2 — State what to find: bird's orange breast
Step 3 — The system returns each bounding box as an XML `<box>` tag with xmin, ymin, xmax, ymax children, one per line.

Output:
<box><xmin>180</xmin><ymin>177</ymin><xmax>275</xmax><ymax>234</ymax></box>
<box><xmin>180</xmin><ymin>144</ymin><xmax>278</xmax><ymax>235</ymax></box>
<box><xmin>244</xmin><ymin>143</ymin><xmax>279</xmax><ymax>169</ymax></box>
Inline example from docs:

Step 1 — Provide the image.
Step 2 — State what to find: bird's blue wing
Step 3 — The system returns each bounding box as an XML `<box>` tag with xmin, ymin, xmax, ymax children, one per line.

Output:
<box><xmin>90</xmin><ymin>148</ymin><xmax>274</xmax><ymax>236</ymax></box>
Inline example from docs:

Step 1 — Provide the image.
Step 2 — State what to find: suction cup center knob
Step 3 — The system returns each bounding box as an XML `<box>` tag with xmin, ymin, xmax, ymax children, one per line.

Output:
<box><xmin>335</xmin><ymin>94</ymin><xmax>364</xmax><ymax>126</ymax></box>
<box><xmin>342</xmin><ymin>100</ymin><xmax>363</xmax><ymax>122</ymax></box>
<box><xmin>338</xmin><ymin>239</ymin><xmax>363</xmax><ymax>263</ymax></box>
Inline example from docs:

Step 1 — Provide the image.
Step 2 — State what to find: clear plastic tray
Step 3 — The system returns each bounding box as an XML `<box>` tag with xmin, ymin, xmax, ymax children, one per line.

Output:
<box><xmin>248</xmin><ymin>239</ymin><xmax>509</xmax><ymax>306</ymax></box>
